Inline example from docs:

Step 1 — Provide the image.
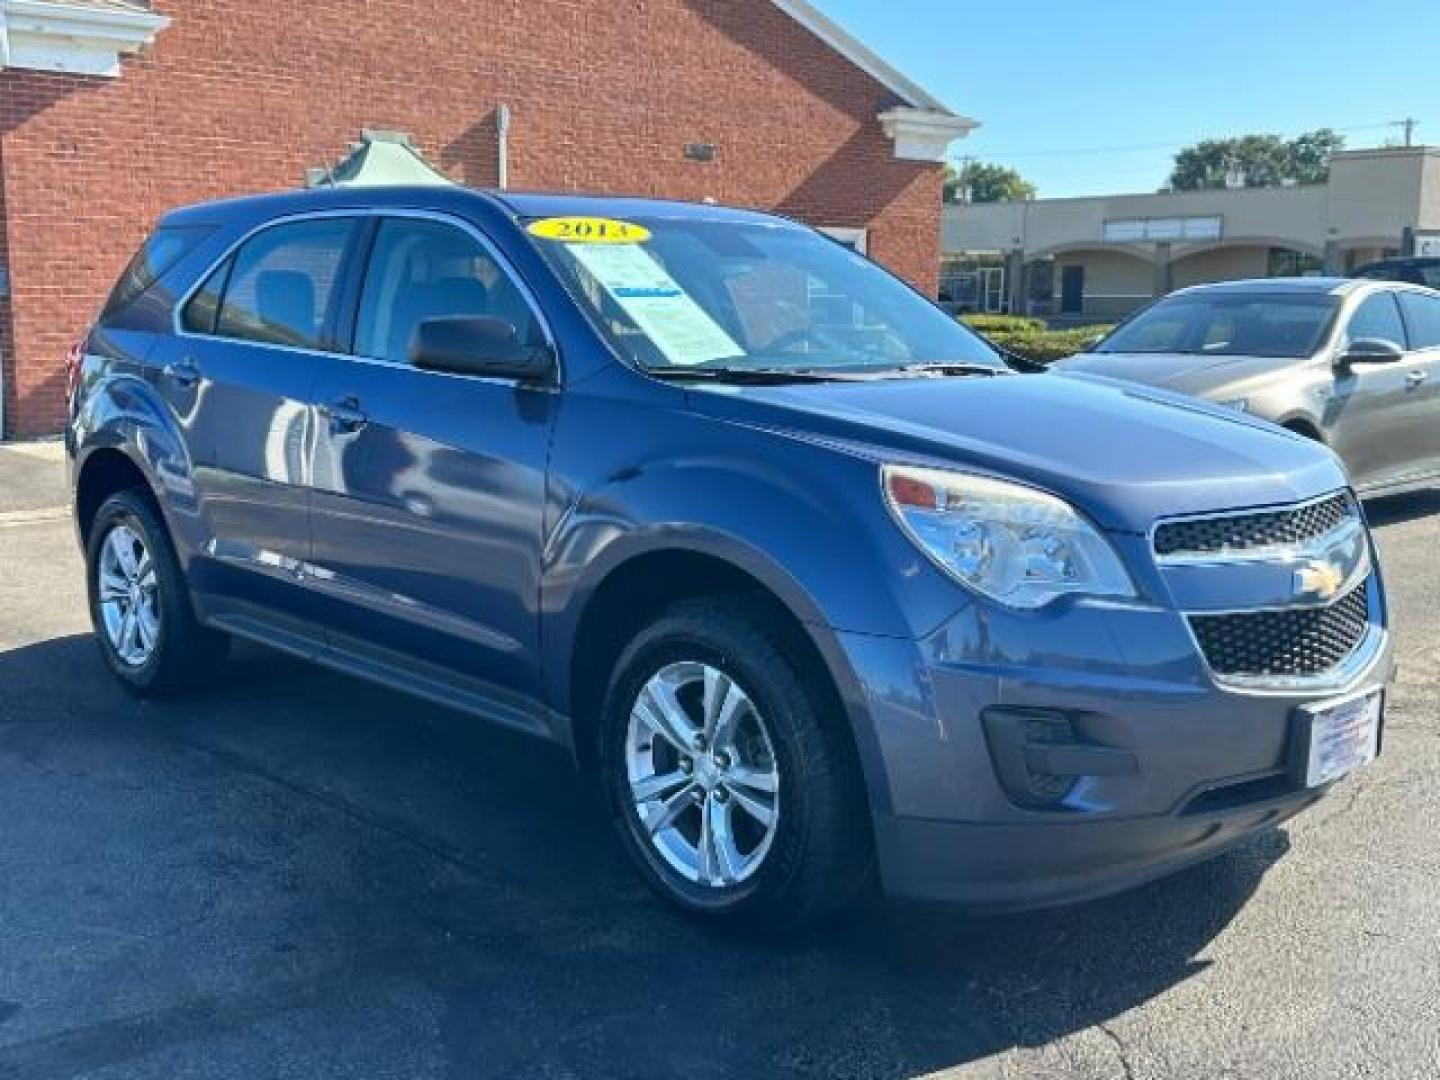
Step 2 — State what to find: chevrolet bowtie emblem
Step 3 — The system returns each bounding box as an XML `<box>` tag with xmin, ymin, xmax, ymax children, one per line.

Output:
<box><xmin>1295</xmin><ymin>560</ymin><xmax>1346</xmax><ymax>601</ymax></box>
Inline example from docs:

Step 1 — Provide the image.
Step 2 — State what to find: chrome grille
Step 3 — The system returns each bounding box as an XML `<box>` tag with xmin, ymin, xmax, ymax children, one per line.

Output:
<box><xmin>1154</xmin><ymin>491</ymin><xmax>1355</xmax><ymax>559</ymax></box>
<box><xmin>1188</xmin><ymin>580</ymin><xmax>1371</xmax><ymax>680</ymax></box>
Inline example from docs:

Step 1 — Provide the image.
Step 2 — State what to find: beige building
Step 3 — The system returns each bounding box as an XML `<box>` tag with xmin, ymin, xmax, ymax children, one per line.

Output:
<box><xmin>941</xmin><ymin>146</ymin><xmax>1440</xmax><ymax>320</ymax></box>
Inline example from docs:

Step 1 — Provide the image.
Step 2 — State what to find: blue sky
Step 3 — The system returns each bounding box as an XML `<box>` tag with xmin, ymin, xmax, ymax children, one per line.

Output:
<box><xmin>815</xmin><ymin>0</ymin><xmax>1439</xmax><ymax>197</ymax></box>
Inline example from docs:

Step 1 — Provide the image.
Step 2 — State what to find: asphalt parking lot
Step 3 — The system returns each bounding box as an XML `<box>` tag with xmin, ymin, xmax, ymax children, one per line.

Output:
<box><xmin>0</xmin><ymin>440</ymin><xmax>1436</xmax><ymax>1079</ymax></box>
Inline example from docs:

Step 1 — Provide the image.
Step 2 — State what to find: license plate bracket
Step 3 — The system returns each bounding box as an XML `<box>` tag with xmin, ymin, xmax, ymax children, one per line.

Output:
<box><xmin>1289</xmin><ymin>688</ymin><xmax>1384</xmax><ymax>789</ymax></box>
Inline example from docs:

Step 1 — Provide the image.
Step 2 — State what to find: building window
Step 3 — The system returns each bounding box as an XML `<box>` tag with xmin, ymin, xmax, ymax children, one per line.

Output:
<box><xmin>1267</xmin><ymin>248</ymin><xmax>1324</xmax><ymax>278</ymax></box>
<box><xmin>938</xmin><ymin>254</ymin><xmax>1006</xmax><ymax>313</ymax></box>
<box><xmin>1103</xmin><ymin>216</ymin><xmax>1223</xmax><ymax>242</ymax></box>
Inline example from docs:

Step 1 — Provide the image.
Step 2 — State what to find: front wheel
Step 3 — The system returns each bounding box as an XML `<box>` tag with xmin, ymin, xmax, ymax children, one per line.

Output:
<box><xmin>600</xmin><ymin>598</ymin><xmax>873</xmax><ymax>927</ymax></box>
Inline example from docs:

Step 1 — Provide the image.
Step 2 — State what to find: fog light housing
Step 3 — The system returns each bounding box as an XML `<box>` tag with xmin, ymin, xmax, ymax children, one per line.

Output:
<box><xmin>982</xmin><ymin>707</ymin><xmax>1140</xmax><ymax>810</ymax></box>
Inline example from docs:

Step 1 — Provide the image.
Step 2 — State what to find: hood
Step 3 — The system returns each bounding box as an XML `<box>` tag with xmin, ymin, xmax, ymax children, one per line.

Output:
<box><xmin>1053</xmin><ymin>351</ymin><xmax>1294</xmax><ymax>395</ymax></box>
<box><xmin>685</xmin><ymin>371</ymin><xmax>1347</xmax><ymax>533</ymax></box>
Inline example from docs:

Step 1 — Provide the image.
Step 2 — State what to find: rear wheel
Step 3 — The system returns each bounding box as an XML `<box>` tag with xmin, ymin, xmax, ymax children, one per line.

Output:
<box><xmin>600</xmin><ymin>597</ymin><xmax>873</xmax><ymax>927</ymax></box>
<box><xmin>86</xmin><ymin>489</ymin><xmax>228</xmax><ymax>696</ymax></box>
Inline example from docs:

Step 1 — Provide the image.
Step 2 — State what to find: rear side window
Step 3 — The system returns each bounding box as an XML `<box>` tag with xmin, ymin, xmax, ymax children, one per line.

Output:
<box><xmin>210</xmin><ymin>219</ymin><xmax>358</xmax><ymax>350</ymax></box>
<box><xmin>1399</xmin><ymin>291</ymin><xmax>1440</xmax><ymax>350</ymax></box>
<box><xmin>181</xmin><ymin>259</ymin><xmax>232</xmax><ymax>335</ymax></box>
<box><xmin>101</xmin><ymin>226</ymin><xmax>210</xmax><ymax>320</ymax></box>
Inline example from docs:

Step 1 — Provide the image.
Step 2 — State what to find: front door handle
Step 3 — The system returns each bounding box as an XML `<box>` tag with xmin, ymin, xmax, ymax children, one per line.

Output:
<box><xmin>320</xmin><ymin>396</ymin><xmax>368</xmax><ymax>434</ymax></box>
<box><xmin>163</xmin><ymin>359</ymin><xmax>201</xmax><ymax>388</ymax></box>
<box><xmin>1406</xmin><ymin>369</ymin><xmax>1428</xmax><ymax>388</ymax></box>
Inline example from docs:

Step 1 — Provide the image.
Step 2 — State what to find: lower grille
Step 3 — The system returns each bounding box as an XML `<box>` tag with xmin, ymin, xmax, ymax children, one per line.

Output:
<box><xmin>1188</xmin><ymin>580</ymin><xmax>1371</xmax><ymax>680</ymax></box>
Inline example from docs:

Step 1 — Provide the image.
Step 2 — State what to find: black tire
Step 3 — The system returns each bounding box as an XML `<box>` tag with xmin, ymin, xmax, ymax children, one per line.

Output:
<box><xmin>600</xmin><ymin>596</ymin><xmax>874</xmax><ymax>928</ymax></box>
<box><xmin>85</xmin><ymin>488</ymin><xmax>229</xmax><ymax>696</ymax></box>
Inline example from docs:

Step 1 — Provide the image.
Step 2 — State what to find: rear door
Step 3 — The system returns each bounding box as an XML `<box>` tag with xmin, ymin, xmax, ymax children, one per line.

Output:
<box><xmin>307</xmin><ymin>213</ymin><xmax>557</xmax><ymax>708</ymax></box>
<box><xmin>151</xmin><ymin>215</ymin><xmax>363</xmax><ymax>626</ymax></box>
<box><xmin>1325</xmin><ymin>289</ymin><xmax>1420</xmax><ymax>490</ymax></box>
<box><xmin>1396</xmin><ymin>289</ymin><xmax>1440</xmax><ymax>480</ymax></box>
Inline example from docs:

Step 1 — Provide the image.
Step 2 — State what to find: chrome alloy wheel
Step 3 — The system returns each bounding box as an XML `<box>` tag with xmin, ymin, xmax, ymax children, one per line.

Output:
<box><xmin>97</xmin><ymin>524</ymin><xmax>160</xmax><ymax>668</ymax></box>
<box><xmin>625</xmin><ymin>662</ymin><xmax>781</xmax><ymax>888</ymax></box>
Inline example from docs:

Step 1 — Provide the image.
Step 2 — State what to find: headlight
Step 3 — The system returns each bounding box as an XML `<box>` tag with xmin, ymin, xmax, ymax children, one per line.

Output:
<box><xmin>882</xmin><ymin>465</ymin><xmax>1136</xmax><ymax>610</ymax></box>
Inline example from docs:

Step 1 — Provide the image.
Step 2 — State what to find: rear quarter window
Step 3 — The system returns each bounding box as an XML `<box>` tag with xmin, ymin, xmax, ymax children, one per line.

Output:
<box><xmin>1398</xmin><ymin>291</ymin><xmax>1440</xmax><ymax>350</ymax></box>
<box><xmin>101</xmin><ymin>226</ymin><xmax>211</xmax><ymax>321</ymax></box>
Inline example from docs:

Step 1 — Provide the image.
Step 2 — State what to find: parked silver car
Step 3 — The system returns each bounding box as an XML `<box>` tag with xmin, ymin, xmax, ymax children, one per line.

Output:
<box><xmin>1056</xmin><ymin>278</ymin><xmax>1440</xmax><ymax>496</ymax></box>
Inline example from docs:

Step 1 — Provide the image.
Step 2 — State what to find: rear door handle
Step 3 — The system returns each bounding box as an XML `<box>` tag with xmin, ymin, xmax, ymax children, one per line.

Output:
<box><xmin>320</xmin><ymin>396</ymin><xmax>368</xmax><ymax>434</ymax></box>
<box><xmin>163</xmin><ymin>359</ymin><xmax>201</xmax><ymax>388</ymax></box>
<box><xmin>1406</xmin><ymin>369</ymin><xmax>1428</xmax><ymax>387</ymax></box>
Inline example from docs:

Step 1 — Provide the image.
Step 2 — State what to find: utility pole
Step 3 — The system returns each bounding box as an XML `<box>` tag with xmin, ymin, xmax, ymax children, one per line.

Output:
<box><xmin>1392</xmin><ymin>118</ymin><xmax>1419</xmax><ymax>147</ymax></box>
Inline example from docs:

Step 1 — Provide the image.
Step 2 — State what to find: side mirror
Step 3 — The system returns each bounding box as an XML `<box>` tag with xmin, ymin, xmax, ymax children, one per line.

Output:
<box><xmin>1338</xmin><ymin>337</ymin><xmax>1404</xmax><ymax>367</ymax></box>
<box><xmin>410</xmin><ymin>316</ymin><xmax>555</xmax><ymax>382</ymax></box>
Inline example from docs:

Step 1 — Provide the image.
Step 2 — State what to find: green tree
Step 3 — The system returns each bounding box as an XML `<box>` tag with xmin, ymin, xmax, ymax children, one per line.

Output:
<box><xmin>945</xmin><ymin>161</ymin><xmax>1037</xmax><ymax>204</ymax></box>
<box><xmin>1167</xmin><ymin>128</ymin><xmax>1344</xmax><ymax>191</ymax></box>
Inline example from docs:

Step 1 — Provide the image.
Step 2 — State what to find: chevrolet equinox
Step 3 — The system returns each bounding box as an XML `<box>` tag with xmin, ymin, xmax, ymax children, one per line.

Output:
<box><xmin>67</xmin><ymin>187</ymin><xmax>1394</xmax><ymax>925</ymax></box>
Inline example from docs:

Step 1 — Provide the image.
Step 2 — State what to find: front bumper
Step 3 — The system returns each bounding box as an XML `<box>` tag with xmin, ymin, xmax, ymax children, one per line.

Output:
<box><xmin>837</xmin><ymin>583</ymin><xmax>1395</xmax><ymax>910</ymax></box>
<box><xmin>874</xmin><ymin>785</ymin><xmax>1322</xmax><ymax>911</ymax></box>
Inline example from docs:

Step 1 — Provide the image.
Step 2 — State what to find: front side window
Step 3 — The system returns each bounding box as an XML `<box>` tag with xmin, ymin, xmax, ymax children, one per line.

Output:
<box><xmin>1345</xmin><ymin>292</ymin><xmax>1407</xmax><ymax>348</ymax></box>
<box><xmin>354</xmin><ymin>218</ymin><xmax>539</xmax><ymax>365</ymax></box>
<box><xmin>1399</xmin><ymin>291</ymin><xmax>1440</xmax><ymax>350</ymax></box>
<box><xmin>1097</xmin><ymin>292</ymin><xmax>1339</xmax><ymax>359</ymax></box>
<box><xmin>526</xmin><ymin>215</ymin><xmax>1003</xmax><ymax>374</ymax></box>
<box><xmin>213</xmin><ymin>219</ymin><xmax>358</xmax><ymax>350</ymax></box>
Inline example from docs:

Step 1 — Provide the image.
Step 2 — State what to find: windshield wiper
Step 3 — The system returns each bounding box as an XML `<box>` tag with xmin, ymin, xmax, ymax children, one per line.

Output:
<box><xmin>644</xmin><ymin>367</ymin><xmax>876</xmax><ymax>385</ymax></box>
<box><xmin>888</xmin><ymin>362</ymin><xmax>1012</xmax><ymax>378</ymax></box>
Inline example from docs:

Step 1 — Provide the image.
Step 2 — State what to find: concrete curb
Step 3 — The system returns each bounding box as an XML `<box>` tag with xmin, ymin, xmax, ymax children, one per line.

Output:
<box><xmin>0</xmin><ymin>507</ymin><xmax>70</xmax><ymax>529</ymax></box>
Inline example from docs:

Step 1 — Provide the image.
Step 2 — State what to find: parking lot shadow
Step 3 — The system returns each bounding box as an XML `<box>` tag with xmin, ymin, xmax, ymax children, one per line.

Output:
<box><xmin>1364</xmin><ymin>488</ymin><xmax>1440</xmax><ymax>526</ymax></box>
<box><xmin>0</xmin><ymin>634</ymin><xmax>1288</xmax><ymax>1079</ymax></box>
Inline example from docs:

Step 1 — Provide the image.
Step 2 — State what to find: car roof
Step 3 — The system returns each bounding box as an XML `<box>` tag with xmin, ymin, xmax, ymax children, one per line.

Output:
<box><xmin>1169</xmin><ymin>277</ymin><xmax>1362</xmax><ymax>299</ymax></box>
<box><xmin>158</xmin><ymin>185</ymin><xmax>791</xmax><ymax>230</ymax></box>
<box><xmin>489</xmin><ymin>190</ymin><xmax>788</xmax><ymax>225</ymax></box>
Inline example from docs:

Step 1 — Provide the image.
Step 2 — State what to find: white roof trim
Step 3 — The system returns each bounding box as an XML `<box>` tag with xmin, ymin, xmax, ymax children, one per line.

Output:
<box><xmin>768</xmin><ymin>0</ymin><xmax>955</xmax><ymax>113</ymax></box>
<box><xmin>1</xmin><ymin>0</ymin><xmax>169</xmax><ymax>78</ymax></box>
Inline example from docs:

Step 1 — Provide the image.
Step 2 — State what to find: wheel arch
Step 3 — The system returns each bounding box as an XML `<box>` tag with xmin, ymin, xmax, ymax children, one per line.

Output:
<box><xmin>74</xmin><ymin>445</ymin><xmax>160</xmax><ymax>544</ymax></box>
<box><xmin>1277</xmin><ymin>414</ymin><xmax>1327</xmax><ymax>443</ymax></box>
<box><xmin>560</xmin><ymin>543</ymin><xmax>873</xmax><ymax>798</ymax></box>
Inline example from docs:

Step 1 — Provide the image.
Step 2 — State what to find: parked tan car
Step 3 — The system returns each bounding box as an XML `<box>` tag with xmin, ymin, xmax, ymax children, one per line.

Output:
<box><xmin>1056</xmin><ymin>278</ymin><xmax>1440</xmax><ymax>497</ymax></box>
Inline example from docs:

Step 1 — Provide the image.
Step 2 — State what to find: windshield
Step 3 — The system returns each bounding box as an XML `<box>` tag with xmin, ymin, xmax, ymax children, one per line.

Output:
<box><xmin>525</xmin><ymin>214</ymin><xmax>1004</xmax><ymax>374</ymax></box>
<box><xmin>1097</xmin><ymin>292</ymin><xmax>1340</xmax><ymax>359</ymax></box>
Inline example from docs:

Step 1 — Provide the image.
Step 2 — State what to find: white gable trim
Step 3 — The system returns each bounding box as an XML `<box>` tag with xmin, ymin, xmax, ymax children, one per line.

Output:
<box><xmin>767</xmin><ymin>0</ymin><xmax>947</xmax><ymax>111</ymax></box>
<box><xmin>1</xmin><ymin>0</ymin><xmax>169</xmax><ymax>78</ymax></box>
<box><xmin>767</xmin><ymin>0</ymin><xmax>978</xmax><ymax>162</ymax></box>
<box><xmin>879</xmin><ymin>107</ymin><xmax>979</xmax><ymax>163</ymax></box>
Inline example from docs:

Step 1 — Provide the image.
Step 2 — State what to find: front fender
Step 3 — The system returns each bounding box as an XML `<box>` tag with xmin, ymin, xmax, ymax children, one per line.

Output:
<box><xmin>544</xmin><ymin>424</ymin><xmax>964</xmax><ymax>650</ymax></box>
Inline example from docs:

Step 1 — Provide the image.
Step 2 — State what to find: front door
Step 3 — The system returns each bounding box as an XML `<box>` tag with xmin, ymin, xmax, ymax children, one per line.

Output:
<box><xmin>1060</xmin><ymin>265</ymin><xmax>1084</xmax><ymax>315</ymax></box>
<box><xmin>153</xmin><ymin>216</ymin><xmax>361</xmax><ymax>624</ymax></box>
<box><xmin>308</xmin><ymin>214</ymin><xmax>555</xmax><ymax>703</ymax></box>
<box><xmin>1396</xmin><ymin>289</ymin><xmax>1440</xmax><ymax>481</ymax></box>
<box><xmin>1326</xmin><ymin>289</ymin><xmax>1429</xmax><ymax>490</ymax></box>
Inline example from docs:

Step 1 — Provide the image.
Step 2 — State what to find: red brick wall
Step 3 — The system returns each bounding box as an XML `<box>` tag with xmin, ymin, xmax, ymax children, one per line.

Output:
<box><xmin>0</xmin><ymin>0</ymin><xmax>943</xmax><ymax>436</ymax></box>
<box><xmin>0</xmin><ymin>134</ymin><xmax>13</xmax><ymax>436</ymax></box>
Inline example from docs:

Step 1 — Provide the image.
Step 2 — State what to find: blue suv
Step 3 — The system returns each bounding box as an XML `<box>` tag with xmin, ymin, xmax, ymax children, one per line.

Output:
<box><xmin>68</xmin><ymin>186</ymin><xmax>1393</xmax><ymax>925</ymax></box>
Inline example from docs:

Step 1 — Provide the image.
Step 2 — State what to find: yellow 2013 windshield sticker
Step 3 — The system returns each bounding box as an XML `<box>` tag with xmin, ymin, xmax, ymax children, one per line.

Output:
<box><xmin>527</xmin><ymin>217</ymin><xmax>651</xmax><ymax>244</ymax></box>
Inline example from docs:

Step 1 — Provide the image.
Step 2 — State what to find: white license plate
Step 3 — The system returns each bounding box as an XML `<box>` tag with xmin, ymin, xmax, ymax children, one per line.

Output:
<box><xmin>1298</xmin><ymin>689</ymin><xmax>1383</xmax><ymax>788</ymax></box>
